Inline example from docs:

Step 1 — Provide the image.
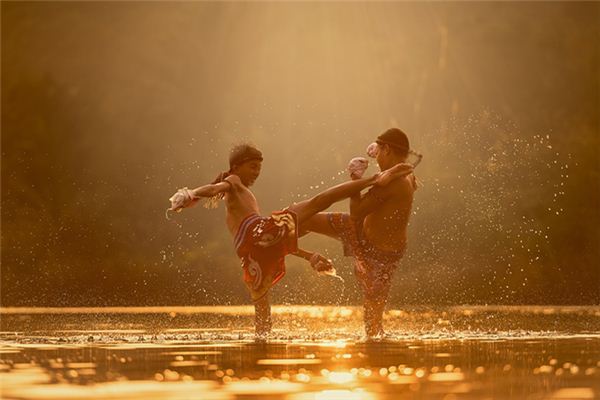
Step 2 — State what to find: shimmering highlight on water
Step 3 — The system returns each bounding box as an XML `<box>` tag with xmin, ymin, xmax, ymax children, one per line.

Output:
<box><xmin>1</xmin><ymin>305</ymin><xmax>599</xmax><ymax>399</ymax></box>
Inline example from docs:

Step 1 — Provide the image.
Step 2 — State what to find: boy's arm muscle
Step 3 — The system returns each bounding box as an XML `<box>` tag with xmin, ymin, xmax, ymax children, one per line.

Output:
<box><xmin>191</xmin><ymin>181</ymin><xmax>232</xmax><ymax>198</ymax></box>
<box><xmin>224</xmin><ymin>174</ymin><xmax>242</xmax><ymax>186</ymax></box>
<box><xmin>350</xmin><ymin>177</ymin><xmax>414</xmax><ymax>219</ymax></box>
<box><xmin>350</xmin><ymin>185</ymin><xmax>393</xmax><ymax>219</ymax></box>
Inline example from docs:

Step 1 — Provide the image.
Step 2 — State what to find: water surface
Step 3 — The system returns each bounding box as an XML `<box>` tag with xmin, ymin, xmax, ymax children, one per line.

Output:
<box><xmin>1</xmin><ymin>305</ymin><xmax>599</xmax><ymax>399</ymax></box>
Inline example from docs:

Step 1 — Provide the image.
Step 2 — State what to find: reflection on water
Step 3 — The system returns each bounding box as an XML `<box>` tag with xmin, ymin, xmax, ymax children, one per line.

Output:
<box><xmin>1</xmin><ymin>306</ymin><xmax>599</xmax><ymax>399</ymax></box>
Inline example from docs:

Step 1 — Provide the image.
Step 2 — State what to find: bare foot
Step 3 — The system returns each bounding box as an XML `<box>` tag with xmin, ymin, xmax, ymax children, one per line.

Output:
<box><xmin>375</xmin><ymin>163</ymin><xmax>414</xmax><ymax>186</ymax></box>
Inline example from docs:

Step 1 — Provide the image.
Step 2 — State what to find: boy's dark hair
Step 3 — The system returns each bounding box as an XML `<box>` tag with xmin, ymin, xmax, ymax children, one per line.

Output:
<box><xmin>376</xmin><ymin>128</ymin><xmax>410</xmax><ymax>157</ymax></box>
<box><xmin>211</xmin><ymin>143</ymin><xmax>263</xmax><ymax>185</ymax></box>
<box><xmin>229</xmin><ymin>143</ymin><xmax>263</xmax><ymax>169</ymax></box>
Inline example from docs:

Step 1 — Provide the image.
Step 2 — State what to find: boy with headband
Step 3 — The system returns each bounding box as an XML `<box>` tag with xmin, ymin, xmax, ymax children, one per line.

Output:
<box><xmin>301</xmin><ymin>128</ymin><xmax>420</xmax><ymax>339</ymax></box>
<box><xmin>168</xmin><ymin>143</ymin><xmax>413</xmax><ymax>339</ymax></box>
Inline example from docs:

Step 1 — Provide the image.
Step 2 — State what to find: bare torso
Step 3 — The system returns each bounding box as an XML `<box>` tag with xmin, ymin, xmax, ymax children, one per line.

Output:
<box><xmin>362</xmin><ymin>174</ymin><xmax>415</xmax><ymax>252</ymax></box>
<box><xmin>224</xmin><ymin>175</ymin><xmax>261</xmax><ymax>236</ymax></box>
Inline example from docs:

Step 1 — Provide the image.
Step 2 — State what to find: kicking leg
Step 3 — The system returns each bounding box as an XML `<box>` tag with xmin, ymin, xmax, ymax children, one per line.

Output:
<box><xmin>299</xmin><ymin>213</ymin><xmax>339</xmax><ymax>239</ymax></box>
<box><xmin>289</xmin><ymin>175</ymin><xmax>377</xmax><ymax>225</ymax></box>
<box><xmin>289</xmin><ymin>163</ymin><xmax>413</xmax><ymax>226</ymax></box>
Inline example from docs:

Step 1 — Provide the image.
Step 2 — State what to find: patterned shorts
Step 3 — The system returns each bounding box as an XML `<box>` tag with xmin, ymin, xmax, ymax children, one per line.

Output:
<box><xmin>235</xmin><ymin>210</ymin><xmax>298</xmax><ymax>302</ymax></box>
<box><xmin>328</xmin><ymin>213</ymin><xmax>405</xmax><ymax>299</ymax></box>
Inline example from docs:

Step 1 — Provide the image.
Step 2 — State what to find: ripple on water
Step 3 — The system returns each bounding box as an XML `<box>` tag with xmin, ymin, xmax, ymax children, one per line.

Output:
<box><xmin>257</xmin><ymin>359</ymin><xmax>322</xmax><ymax>366</ymax></box>
<box><xmin>1</xmin><ymin>306</ymin><xmax>599</xmax><ymax>399</ymax></box>
<box><xmin>549</xmin><ymin>388</ymin><xmax>595</xmax><ymax>399</ymax></box>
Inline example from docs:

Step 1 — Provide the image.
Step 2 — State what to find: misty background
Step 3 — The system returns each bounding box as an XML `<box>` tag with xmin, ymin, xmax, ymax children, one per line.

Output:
<box><xmin>2</xmin><ymin>2</ymin><xmax>598</xmax><ymax>307</ymax></box>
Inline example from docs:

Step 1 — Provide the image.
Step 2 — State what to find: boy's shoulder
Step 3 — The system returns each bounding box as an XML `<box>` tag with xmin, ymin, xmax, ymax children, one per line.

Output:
<box><xmin>366</xmin><ymin>174</ymin><xmax>413</xmax><ymax>202</ymax></box>
<box><xmin>224</xmin><ymin>174</ymin><xmax>242</xmax><ymax>186</ymax></box>
<box><xmin>387</xmin><ymin>174</ymin><xmax>416</xmax><ymax>197</ymax></box>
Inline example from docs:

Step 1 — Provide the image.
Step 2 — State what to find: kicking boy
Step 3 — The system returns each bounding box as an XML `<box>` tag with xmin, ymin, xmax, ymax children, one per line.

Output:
<box><xmin>300</xmin><ymin>128</ymin><xmax>419</xmax><ymax>339</ymax></box>
<box><xmin>168</xmin><ymin>143</ymin><xmax>413</xmax><ymax>339</ymax></box>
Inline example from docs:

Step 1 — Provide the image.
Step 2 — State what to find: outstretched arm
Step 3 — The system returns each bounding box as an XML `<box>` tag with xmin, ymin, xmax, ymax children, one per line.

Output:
<box><xmin>168</xmin><ymin>180</ymin><xmax>232</xmax><ymax>213</ymax></box>
<box><xmin>293</xmin><ymin>248</ymin><xmax>317</xmax><ymax>262</ymax></box>
<box><xmin>191</xmin><ymin>181</ymin><xmax>231</xmax><ymax>198</ymax></box>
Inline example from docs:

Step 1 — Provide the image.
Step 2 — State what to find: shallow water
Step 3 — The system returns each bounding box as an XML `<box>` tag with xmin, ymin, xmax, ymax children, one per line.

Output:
<box><xmin>1</xmin><ymin>305</ymin><xmax>599</xmax><ymax>399</ymax></box>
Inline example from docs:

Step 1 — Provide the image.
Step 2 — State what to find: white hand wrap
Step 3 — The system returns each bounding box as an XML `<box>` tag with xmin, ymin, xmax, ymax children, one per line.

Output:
<box><xmin>168</xmin><ymin>187</ymin><xmax>197</xmax><ymax>212</ymax></box>
<box><xmin>347</xmin><ymin>157</ymin><xmax>369</xmax><ymax>180</ymax></box>
<box><xmin>366</xmin><ymin>142</ymin><xmax>379</xmax><ymax>158</ymax></box>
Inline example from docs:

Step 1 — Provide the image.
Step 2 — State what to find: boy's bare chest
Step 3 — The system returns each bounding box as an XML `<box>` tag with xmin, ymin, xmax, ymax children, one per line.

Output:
<box><xmin>225</xmin><ymin>186</ymin><xmax>260</xmax><ymax>213</ymax></box>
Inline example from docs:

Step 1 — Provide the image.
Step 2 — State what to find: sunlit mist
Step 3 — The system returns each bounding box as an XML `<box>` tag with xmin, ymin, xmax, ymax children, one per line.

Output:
<box><xmin>2</xmin><ymin>1</ymin><xmax>598</xmax><ymax>309</ymax></box>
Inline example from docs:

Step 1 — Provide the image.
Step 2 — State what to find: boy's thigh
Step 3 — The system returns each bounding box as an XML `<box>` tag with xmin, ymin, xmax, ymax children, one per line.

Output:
<box><xmin>287</xmin><ymin>199</ymin><xmax>321</xmax><ymax>226</ymax></box>
<box><xmin>299</xmin><ymin>213</ymin><xmax>340</xmax><ymax>239</ymax></box>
